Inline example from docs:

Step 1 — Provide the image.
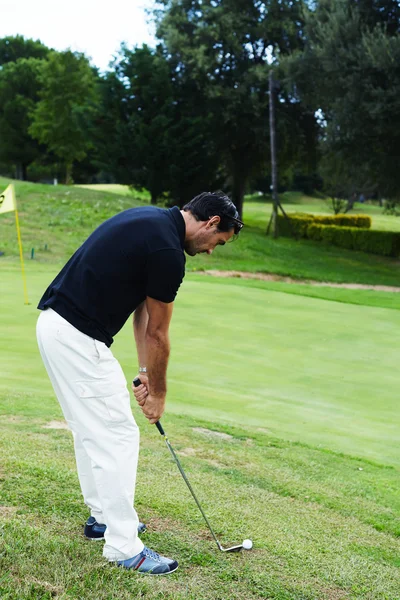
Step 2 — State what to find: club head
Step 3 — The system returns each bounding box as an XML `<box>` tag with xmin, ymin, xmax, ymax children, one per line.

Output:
<box><xmin>217</xmin><ymin>542</ymin><xmax>243</xmax><ymax>553</ymax></box>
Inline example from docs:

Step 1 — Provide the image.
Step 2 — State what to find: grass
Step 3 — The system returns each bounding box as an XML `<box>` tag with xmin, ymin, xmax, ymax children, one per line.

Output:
<box><xmin>0</xmin><ymin>177</ymin><xmax>399</xmax><ymax>286</ymax></box>
<box><xmin>1</xmin><ymin>178</ymin><xmax>400</xmax><ymax>598</ymax></box>
<box><xmin>243</xmin><ymin>191</ymin><xmax>400</xmax><ymax>233</ymax></box>
<box><xmin>1</xmin><ymin>263</ymin><xmax>400</xmax><ymax>598</ymax></box>
<box><xmin>75</xmin><ymin>183</ymin><xmax>151</xmax><ymax>201</ymax></box>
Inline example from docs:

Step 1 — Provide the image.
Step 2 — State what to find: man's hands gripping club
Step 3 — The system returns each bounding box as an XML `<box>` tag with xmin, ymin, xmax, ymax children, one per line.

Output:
<box><xmin>132</xmin><ymin>374</ymin><xmax>166</xmax><ymax>424</ymax></box>
<box><xmin>132</xmin><ymin>297</ymin><xmax>174</xmax><ymax>424</ymax></box>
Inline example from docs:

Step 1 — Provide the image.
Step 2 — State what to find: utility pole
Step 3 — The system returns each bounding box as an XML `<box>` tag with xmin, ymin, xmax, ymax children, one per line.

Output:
<box><xmin>266</xmin><ymin>70</ymin><xmax>293</xmax><ymax>239</ymax></box>
<box><xmin>267</xmin><ymin>69</ymin><xmax>279</xmax><ymax>237</ymax></box>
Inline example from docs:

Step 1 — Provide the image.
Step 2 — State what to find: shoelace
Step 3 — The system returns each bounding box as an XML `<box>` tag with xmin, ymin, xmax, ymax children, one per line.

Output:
<box><xmin>143</xmin><ymin>547</ymin><xmax>161</xmax><ymax>562</ymax></box>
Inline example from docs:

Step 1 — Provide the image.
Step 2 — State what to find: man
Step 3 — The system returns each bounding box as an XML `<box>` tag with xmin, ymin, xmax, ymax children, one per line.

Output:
<box><xmin>36</xmin><ymin>191</ymin><xmax>243</xmax><ymax>575</ymax></box>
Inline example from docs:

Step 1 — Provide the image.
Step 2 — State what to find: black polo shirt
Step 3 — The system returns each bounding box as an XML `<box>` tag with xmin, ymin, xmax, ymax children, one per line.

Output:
<box><xmin>38</xmin><ymin>206</ymin><xmax>186</xmax><ymax>346</ymax></box>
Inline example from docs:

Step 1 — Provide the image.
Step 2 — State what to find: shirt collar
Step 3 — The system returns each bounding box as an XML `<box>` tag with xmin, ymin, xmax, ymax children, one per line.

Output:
<box><xmin>170</xmin><ymin>206</ymin><xmax>185</xmax><ymax>250</ymax></box>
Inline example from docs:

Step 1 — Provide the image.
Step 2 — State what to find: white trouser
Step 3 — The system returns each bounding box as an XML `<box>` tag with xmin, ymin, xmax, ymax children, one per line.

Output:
<box><xmin>36</xmin><ymin>308</ymin><xmax>144</xmax><ymax>561</ymax></box>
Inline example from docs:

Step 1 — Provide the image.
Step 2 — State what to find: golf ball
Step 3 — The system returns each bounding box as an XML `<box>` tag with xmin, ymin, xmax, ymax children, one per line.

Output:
<box><xmin>242</xmin><ymin>539</ymin><xmax>253</xmax><ymax>550</ymax></box>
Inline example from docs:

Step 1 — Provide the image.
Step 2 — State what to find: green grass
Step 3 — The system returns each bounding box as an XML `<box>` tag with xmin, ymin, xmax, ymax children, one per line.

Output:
<box><xmin>0</xmin><ymin>177</ymin><xmax>399</xmax><ymax>286</ymax></box>
<box><xmin>1</xmin><ymin>179</ymin><xmax>400</xmax><ymax>598</ymax></box>
<box><xmin>1</xmin><ymin>264</ymin><xmax>400</xmax><ymax>599</ymax></box>
<box><xmin>244</xmin><ymin>191</ymin><xmax>400</xmax><ymax>233</ymax></box>
<box><xmin>75</xmin><ymin>183</ymin><xmax>151</xmax><ymax>201</ymax></box>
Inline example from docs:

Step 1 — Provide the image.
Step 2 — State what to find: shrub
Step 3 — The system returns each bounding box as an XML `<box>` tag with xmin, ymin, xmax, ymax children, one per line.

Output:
<box><xmin>276</xmin><ymin>213</ymin><xmax>371</xmax><ymax>239</ymax></box>
<box><xmin>306</xmin><ymin>224</ymin><xmax>400</xmax><ymax>257</ymax></box>
<box><xmin>277</xmin><ymin>213</ymin><xmax>313</xmax><ymax>238</ymax></box>
<box><xmin>313</xmin><ymin>214</ymin><xmax>371</xmax><ymax>228</ymax></box>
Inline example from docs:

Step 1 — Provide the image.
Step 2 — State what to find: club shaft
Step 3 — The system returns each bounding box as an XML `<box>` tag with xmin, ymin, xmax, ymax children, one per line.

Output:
<box><xmin>162</xmin><ymin>436</ymin><xmax>221</xmax><ymax>548</ymax></box>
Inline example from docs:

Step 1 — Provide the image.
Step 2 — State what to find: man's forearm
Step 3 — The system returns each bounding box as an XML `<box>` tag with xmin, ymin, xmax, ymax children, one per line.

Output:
<box><xmin>146</xmin><ymin>331</ymin><xmax>170</xmax><ymax>396</ymax></box>
<box><xmin>133</xmin><ymin>302</ymin><xmax>149</xmax><ymax>368</ymax></box>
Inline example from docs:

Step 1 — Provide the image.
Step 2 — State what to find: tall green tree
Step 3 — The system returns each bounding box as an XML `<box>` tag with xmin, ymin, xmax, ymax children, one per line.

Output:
<box><xmin>95</xmin><ymin>44</ymin><xmax>222</xmax><ymax>205</ymax></box>
<box><xmin>0</xmin><ymin>35</ymin><xmax>50</xmax><ymax>65</ymax></box>
<box><xmin>155</xmin><ymin>0</ymin><xmax>310</xmax><ymax>216</ymax></box>
<box><xmin>286</xmin><ymin>0</ymin><xmax>400</xmax><ymax>202</ymax></box>
<box><xmin>29</xmin><ymin>50</ymin><xmax>99</xmax><ymax>184</ymax></box>
<box><xmin>0</xmin><ymin>58</ymin><xmax>46</xmax><ymax>179</ymax></box>
<box><xmin>95</xmin><ymin>45</ymin><xmax>174</xmax><ymax>203</ymax></box>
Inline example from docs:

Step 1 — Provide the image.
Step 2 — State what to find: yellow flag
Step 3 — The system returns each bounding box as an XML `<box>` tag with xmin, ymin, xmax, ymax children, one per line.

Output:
<box><xmin>0</xmin><ymin>184</ymin><xmax>17</xmax><ymax>214</ymax></box>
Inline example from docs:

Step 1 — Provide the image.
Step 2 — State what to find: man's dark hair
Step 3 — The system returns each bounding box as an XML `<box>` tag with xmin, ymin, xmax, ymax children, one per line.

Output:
<box><xmin>182</xmin><ymin>191</ymin><xmax>243</xmax><ymax>235</ymax></box>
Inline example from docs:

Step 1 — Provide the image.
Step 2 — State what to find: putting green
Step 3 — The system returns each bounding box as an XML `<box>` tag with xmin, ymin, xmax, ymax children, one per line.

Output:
<box><xmin>2</xmin><ymin>264</ymin><xmax>399</xmax><ymax>467</ymax></box>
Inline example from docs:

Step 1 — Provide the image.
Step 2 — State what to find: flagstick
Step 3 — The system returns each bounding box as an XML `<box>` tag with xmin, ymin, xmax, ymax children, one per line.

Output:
<box><xmin>13</xmin><ymin>189</ymin><xmax>29</xmax><ymax>305</ymax></box>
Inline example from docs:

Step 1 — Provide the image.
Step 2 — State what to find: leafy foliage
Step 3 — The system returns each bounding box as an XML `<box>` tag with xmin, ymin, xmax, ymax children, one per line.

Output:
<box><xmin>29</xmin><ymin>51</ymin><xmax>99</xmax><ymax>184</ymax></box>
<box><xmin>285</xmin><ymin>0</ymin><xmax>400</xmax><ymax>203</ymax></box>
<box><xmin>0</xmin><ymin>58</ymin><xmax>45</xmax><ymax>179</ymax></box>
<box><xmin>0</xmin><ymin>35</ymin><xmax>50</xmax><ymax>65</ymax></box>
<box><xmin>155</xmin><ymin>0</ymin><xmax>315</xmax><ymax>215</ymax></box>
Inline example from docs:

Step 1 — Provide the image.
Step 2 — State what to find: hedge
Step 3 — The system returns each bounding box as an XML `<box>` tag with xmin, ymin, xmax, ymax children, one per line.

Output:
<box><xmin>276</xmin><ymin>214</ymin><xmax>399</xmax><ymax>257</ymax></box>
<box><xmin>277</xmin><ymin>213</ymin><xmax>314</xmax><ymax>238</ymax></box>
<box><xmin>277</xmin><ymin>213</ymin><xmax>371</xmax><ymax>237</ymax></box>
<box><xmin>307</xmin><ymin>224</ymin><xmax>400</xmax><ymax>257</ymax></box>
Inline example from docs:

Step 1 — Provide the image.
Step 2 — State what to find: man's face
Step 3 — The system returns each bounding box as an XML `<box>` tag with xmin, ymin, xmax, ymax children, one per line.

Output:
<box><xmin>184</xmin><ymin>221</ymin><xmax>235</xmax><ymax>256</ymax></box>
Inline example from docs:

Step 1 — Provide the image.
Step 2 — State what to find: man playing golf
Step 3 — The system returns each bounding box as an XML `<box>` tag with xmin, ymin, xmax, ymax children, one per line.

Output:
<box><xmin>36</xmin><ymin>191</ymin><xmax>243</xmax><ymax>575</ymax></box>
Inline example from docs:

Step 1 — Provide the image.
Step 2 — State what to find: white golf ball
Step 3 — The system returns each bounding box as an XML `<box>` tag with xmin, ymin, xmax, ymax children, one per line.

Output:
<box><xmin>242</xmin><ymin>539</ymin><xmax>253</xmax><ymax>550</ymax></box>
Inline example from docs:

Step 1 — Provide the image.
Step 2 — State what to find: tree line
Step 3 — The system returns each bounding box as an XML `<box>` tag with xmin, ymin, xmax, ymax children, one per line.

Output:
<box><xmin>0</xmin><ymin>0</ymin><xmax>399</xmax><ymax>216</ymax></box>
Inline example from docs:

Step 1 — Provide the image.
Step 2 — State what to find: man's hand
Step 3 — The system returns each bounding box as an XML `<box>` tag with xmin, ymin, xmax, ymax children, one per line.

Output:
<box><xmin>132</xmin><ymin>374</ymin><xmax>149</xmax><ymax>407</ymax></box>
<box><xmin>141</xmin><ymin>393</ymin><xmax>165</xmax><ymax>424</ymax></box>
<box><xmin>132</xmin><ymin>375</ymin><xmax>165</xmax><ymax>424</ymax></box>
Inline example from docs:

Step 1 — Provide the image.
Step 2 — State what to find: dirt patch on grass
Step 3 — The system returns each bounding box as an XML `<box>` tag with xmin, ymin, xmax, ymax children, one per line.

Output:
<box><xmin>179</xmin><ymin>447</ymin><xmax>197</xmax><ymax>457</ymax></box>
<box><xmin>316</xmin><ymin>585</ymin><xmax>350</xmax><ymax>600</ymax></box>
<box><xmin>202</xmin><ymin>270</ymin><xmax>400</xmax><ymax>293</ymax></box>
<box><xmin>145</xmin><ymin>515</ymin><xmax>187</xmax><ymax>534</ymax></box>
<box><xmin>42</xmin><ymin>420</ymin><xmax>69</xmax><ymax>430</ymax></box>
<box><xmin>28</xmin><ymin>577</ymin><xmax>63</xmax><ymax>596</ymax></box>
<box><xmin>2</xmin><ymin>415</ymin><xmax>26</xmax><ymax>423</ymax></box>
<box><xmin>179</xmin><ymin>447</ymin><xmax>226</xmax><ymax>468</ymax></box>
<box><xmin>0</xmin><ymin>506</ymin><xmax>18</xmax><ymax>518</ymax></box>
<box><xmin>193</xmin><ymin>427</ymin><xmax>233</xmax><ymax>440</ymax></box>
<box><xmin>206</xmin><ymin>458</ymin><xmax>226</xmax><ymax>468</ymax></box>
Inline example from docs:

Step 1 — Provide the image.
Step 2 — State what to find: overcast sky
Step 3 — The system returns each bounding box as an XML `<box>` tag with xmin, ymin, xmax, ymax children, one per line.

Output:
<box><xmin>1</xmin><ymin>0</ymin><xmax>157</xmax><ymax>72</ymax></box>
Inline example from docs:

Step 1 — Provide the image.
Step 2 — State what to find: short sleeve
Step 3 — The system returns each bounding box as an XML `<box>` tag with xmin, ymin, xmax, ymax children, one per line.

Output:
<box><xmin>146</xmin><ymin>249</ymin><xmax>185</xmax><ymax>303</ymax></box>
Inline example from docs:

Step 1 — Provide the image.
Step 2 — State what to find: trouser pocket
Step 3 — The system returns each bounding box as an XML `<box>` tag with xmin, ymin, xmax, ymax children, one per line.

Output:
<box><xmin>76</xmin><ymin>379</ymin><xmax>129</xmax><ymax>425</ymax></box>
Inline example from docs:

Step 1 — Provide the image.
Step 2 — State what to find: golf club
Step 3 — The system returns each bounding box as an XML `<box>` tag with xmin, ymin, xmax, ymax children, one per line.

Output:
<box><xmin>133</xmin><ymin>377</ymin><xmax>252</xmax><ymax>553</ymax></box>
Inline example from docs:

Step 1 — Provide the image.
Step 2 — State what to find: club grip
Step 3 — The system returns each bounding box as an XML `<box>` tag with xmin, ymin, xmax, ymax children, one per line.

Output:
<box><xmin>155</xmin><ymin>421</ymin><xmax>165</xmax><ymax>436</ymax></box>
<box><xmin>132</xmin><ymin>377</ymin><xmax>165</xmax><ymax>436</ymax></box>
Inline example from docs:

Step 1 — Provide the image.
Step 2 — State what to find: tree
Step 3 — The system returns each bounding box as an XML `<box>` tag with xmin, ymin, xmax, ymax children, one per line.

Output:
<box><xmin>95</xmin><ymin>45</ymin><xmax>174</xmax><ymax>204</ymax></box>
<box><xmin>0</xmin><ymin>58</ymin><xmax>45</xmax><ymax>179</ymax></box>
<box><xmin>0</xmin><ymin>35</ymin><xmax>50</xmax><ymax>65</ymax></box>
<box><xmin>155</xmin><ymin>0</ymin><xmax>310</xmax><ymax>217</ymax></box>
<box><xmin>285</xmin><ymin>0</ymin><xmax>400</xmax><ymax>203</ymax></box>
<box><xmin>29</xmin><ymin>50</ymin><xmax>99</xmax><ymax>184</ymax></box>
<box><xmin>95</xmin><ymin>44</ymin><xmax>222</xmax><ymax>205</ymax></box>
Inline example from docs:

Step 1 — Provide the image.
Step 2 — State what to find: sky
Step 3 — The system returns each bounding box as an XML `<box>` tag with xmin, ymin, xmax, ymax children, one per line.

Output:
<box><xmin>1</xmin><ymin>0</ymin><xmax>157</xmax><ymax>72</ymax></box>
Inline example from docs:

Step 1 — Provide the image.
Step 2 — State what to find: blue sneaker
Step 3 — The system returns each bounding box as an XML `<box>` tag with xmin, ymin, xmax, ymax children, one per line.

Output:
<box><xmin>84</xmin><ymin>516</ymin><xmax>147</xmax><ymax>541</ymax></box>
<box><xmin>117</xmin><ymin>546</ymin><xmax>178</xmax><ymax>575</ymax></box>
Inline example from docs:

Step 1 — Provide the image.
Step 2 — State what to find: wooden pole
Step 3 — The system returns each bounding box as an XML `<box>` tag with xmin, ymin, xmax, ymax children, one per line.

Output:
<box><xmin>269</xmin><ymin>70</ymin><xmax>279</xmax><ymax>238</ymax></box>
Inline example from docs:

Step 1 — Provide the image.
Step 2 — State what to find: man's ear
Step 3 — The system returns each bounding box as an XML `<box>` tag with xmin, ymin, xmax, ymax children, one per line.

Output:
<box><xmin>208</xmin><ymin>215</ymin><xmax>221</xmax><ymax>229</ymax></box>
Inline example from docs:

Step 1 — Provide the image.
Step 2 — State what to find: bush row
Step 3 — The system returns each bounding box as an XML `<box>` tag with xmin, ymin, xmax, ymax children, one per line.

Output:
<box><xmin>277</xmin><ymin>215</ymin><xmax>400</xmax><ymax>257</ymax></box>
<box><xmin>277</xmin><ymin>213</ymin><xmax>371</xmax><ymax>237</ymax></box>
<box><xmin>306</xmin><ymin>224</ymin><xmax>400</xmax><ymax>257</ymax></box>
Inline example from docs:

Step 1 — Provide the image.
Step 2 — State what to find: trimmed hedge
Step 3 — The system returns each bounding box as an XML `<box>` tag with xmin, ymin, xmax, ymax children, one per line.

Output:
<box><xmin>276</xmin><ymin>214</ymin><xmax>400</xmax><ymax>257</ymax></box>
<box><xmin>312</xmin><ymin>214</ymin><xmax>371</xmax><ymax>228</ymax></box>
<box><xmin>277</xmin><ymin>213</ymin><xmax>314</xmax><ymax>238</ymax></box>
<box><xmin>277</xmin><ymin>213</ymin><xmax>371</xmax><ymax>236</ymax></box>
<box><xmin>307</xmin><ymin>224</ymin><xmax>400</xmax><ymax>257</ymax></box>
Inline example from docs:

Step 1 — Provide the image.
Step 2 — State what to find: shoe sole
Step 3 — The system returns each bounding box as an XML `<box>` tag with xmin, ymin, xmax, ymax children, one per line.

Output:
<box><xmin>138</xmin><ymin>564</ymin><xmax>179</xmax><ymax>576</ymax></box>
